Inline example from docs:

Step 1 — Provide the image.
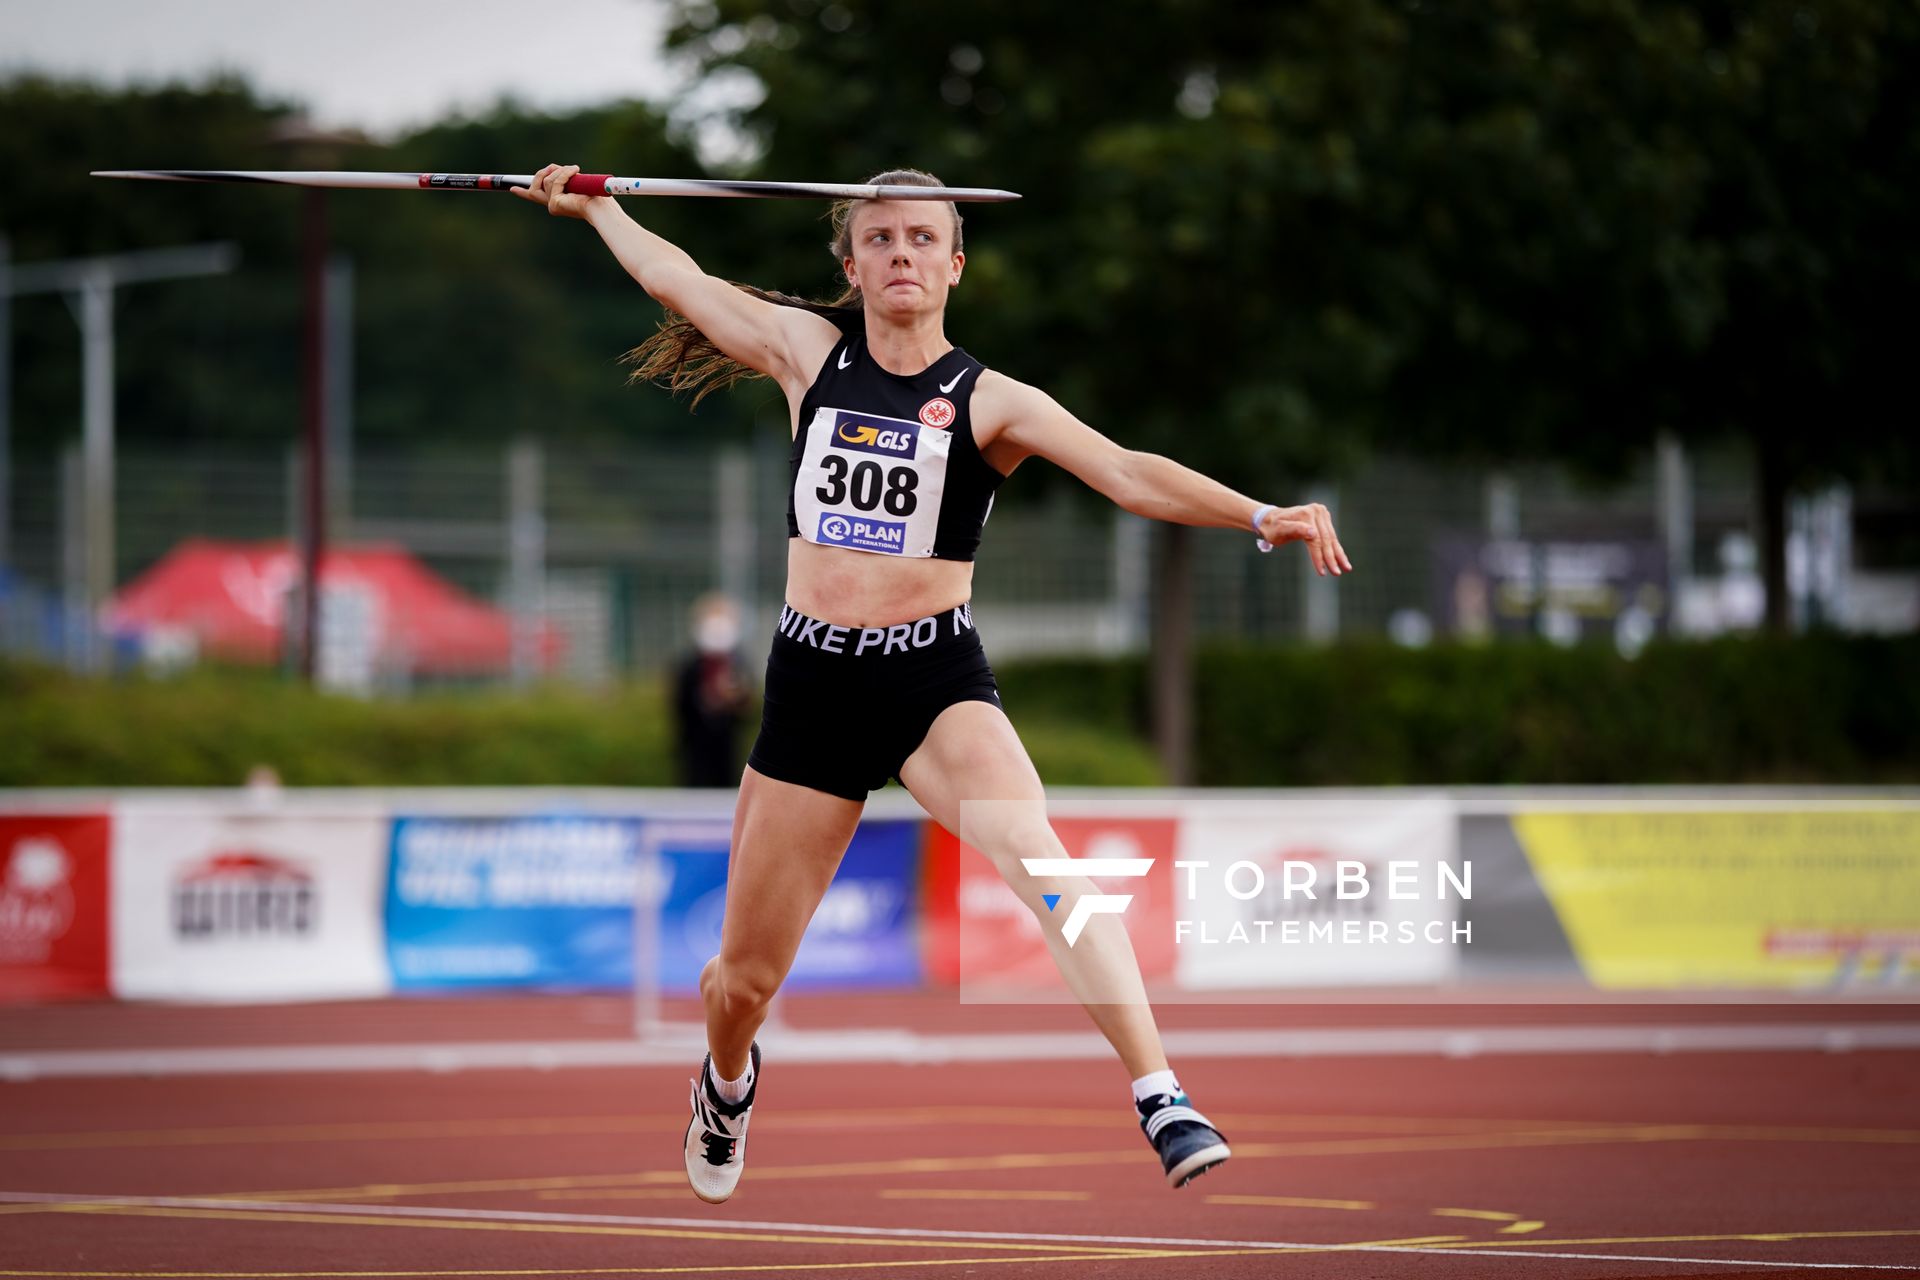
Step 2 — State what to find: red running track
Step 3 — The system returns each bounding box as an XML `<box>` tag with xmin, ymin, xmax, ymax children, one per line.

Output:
<box><xmin>2</xmin><ymin>994</ymin><xmax>1918</xmax><ymax>1279</ymax></box>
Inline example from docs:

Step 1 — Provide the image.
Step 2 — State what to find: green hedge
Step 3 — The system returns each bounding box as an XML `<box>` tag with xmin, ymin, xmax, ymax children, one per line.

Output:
<box><xmin>997</xmin><ymin>634</ymin><xmax>1920</xmax><ymax>785</ymax></box>
<box><xmin>0</xmin><ymin>660</ymin><xmax>1162</xmax><ymax>788</ymax></box>
<box><xmin>3</xmin><ymin>635</ymin><xmax>1913</xmax><ymax>788</ymax></box>
<box><xmin>0</xmin><ymin>663</ymin><xmax>675</xmax><ymax>787</ymax></box>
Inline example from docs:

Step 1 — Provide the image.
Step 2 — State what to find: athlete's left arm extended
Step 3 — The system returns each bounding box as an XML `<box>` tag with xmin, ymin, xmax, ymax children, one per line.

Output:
<box><xmin>984</xmin><ymin>374</ymin><xmax>1351</xmax><ymax>576</ymax></box>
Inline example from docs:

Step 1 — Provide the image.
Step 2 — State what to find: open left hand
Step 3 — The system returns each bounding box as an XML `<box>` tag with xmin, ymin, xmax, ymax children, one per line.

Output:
<box><xmin>1258</xmin><ymin>502</ymin><xmax>1352</xmax><ymax>576</ymax></box>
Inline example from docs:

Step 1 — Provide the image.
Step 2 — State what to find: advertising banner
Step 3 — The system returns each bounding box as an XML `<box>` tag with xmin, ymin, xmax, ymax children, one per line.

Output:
<box><xmin>112</xmin><ymin>807</ymin><xmax>392</xmax><ymax>1001</ymax></box>
<box><xmin>0</xmin><ymin>813</ymin><xmax>112</xmax><ymax>1001</ymax></box>
<box><xmin>1514</xmin><ymin>808</ymin><xmax>1920</xmax><ymax>989</ymax></box>
<box><xmin>1171</xmin><ymin>794</ymin><xmax>1462</xmax><ymax>990</ymax></box>
<box><xmin>649</xmin><ymin>818</ymin><xmax>922</xmax><ymax>995</ymax></box>
<box><xmin>386</xmin><ymin>814</ymin><xmax>644</xmax><ymax>990</ymax></box>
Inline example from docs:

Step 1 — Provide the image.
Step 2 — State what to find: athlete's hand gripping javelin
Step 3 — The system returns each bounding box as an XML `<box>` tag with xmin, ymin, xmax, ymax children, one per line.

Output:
<box><xmin>512</xmin><ymin>163</ymin><xmax>603</xmax><ymax>219</ymax></box>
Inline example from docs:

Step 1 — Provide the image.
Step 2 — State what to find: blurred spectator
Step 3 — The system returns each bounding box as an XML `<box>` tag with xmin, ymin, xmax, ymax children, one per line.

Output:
<box><xmin>244</xmin><ymin>764</ymin><xmax>284</xmax><ymax>811</ymax></box>
<box><xmin>671</xmin><ymin>594</ymin><xmax>752</xmax><ymax>788</ymax></box>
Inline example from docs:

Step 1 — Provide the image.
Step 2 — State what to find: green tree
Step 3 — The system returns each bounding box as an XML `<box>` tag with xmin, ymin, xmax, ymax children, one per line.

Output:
<box><xmin>665</xmin><ymin>0</ymin><xmax>1919</xmax><ymax>782</ymax></box>
<box><xmin>1660</xmin><ymin>1</ymin><xmax>1920</xmax><ymax>626</ymax></box>
<box><xmin>0</xmin><ymin>76</ymin><xmax>729</xmax><ymax>459</ymax></box>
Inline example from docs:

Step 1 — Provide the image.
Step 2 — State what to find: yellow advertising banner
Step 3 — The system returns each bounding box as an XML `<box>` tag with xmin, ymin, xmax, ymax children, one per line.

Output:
<box><xmin>1512</xmin><ymin>809</ymin><xmax>1920</xmax><ymax>989</ymax></box>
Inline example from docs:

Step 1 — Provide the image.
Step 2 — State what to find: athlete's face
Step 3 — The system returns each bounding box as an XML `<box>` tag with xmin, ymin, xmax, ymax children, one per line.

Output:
<box><xmin>844</xmin><ymin>200</ymin><xmax>964</xmax><ymax>318</ymax></box>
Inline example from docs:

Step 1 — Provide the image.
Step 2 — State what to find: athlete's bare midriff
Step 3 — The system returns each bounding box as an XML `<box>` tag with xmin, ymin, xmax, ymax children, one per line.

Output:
<box><xmin>784</xmin><ymin>538</ymin><xmax>976</xmax><ymax>629</ymax></box>
<box><xmin>779</xmin><ymin>350</ymin><xmax>1016</xmax><ymax>630</ymax></box>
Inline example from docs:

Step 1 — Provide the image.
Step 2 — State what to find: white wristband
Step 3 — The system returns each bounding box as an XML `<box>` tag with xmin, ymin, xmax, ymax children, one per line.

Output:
<box><xmin>1251</xmin><ymin>504</ymin><xmax>1276</xmax><ymax>553</ymax></box>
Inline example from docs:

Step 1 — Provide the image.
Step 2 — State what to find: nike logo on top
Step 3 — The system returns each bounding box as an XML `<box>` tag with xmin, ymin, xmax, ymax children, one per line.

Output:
<box><xmin>837</xmin><ymin>348</ymin><xmax>853</xmax><ymax>370</ymax></box>
<box><xmin>938</xmin><ymin>369</ymin><xmax>969</xmax><ymax>394</ymax></box>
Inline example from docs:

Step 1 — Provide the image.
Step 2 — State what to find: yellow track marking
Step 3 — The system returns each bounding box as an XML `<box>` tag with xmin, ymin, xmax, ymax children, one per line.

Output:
<box><xmin>0</xmin><ymin>1116</ymin><xmax>674</xmax><ymax>1153</ymax></box>
<box><xmin>0</xmin><ymin>1107</ymin><xmax>1385</xmax><ymax>1153</ymax></box>
<box><xmin>0</xmin><ymin>1259</ymin><xmax>1133</xmax><ymax>1279</ymax></box>
<box><xmin>1431</xmin><ymin>1207</ymin><xmax>1545</xmax><ymax>1234</ymax></box>
<box><xmin>220</xmin><ymin>1151</ymin><xmax>1149</xmax><ymax>1204</ymax></box>
<box><xmin>44</xmin><ymin>1204</ymin><xmax>1158</xmax><ymax>1257</ymax></box>
<box><xmin>23</xmin><ymin>1196</ymin><xmax>1920</xmax><ymax>1263</ymax></box>
<box><xmin>8</xmin><ymin>1107</ymin><xmax>1915</xmax><ymax>1153</ymax></box>
<box><xmin>1207</xmin><ymin>1194</ymin><xmax>1544</xmax><ymax>1235</ymax></box>
<box><xmin>1205</xmin><ymin>1194</ymin><xmax>1376</xmax><ymax>1212</ymax></box>
<box><xmin>1213</xmin><ymin>1126</ymin><xmax>1681</xmax><ymax>1161</ymax></box>
<box><xmin>1635</xmin><ymin>1122</ymin><xmax>1920</xmax><ymax>1145</ymax></box>
<box><xmin>533</xmin><ymin>1189</ymin><xmax>693</xmax><ymax>1201</ymax></box>
<box><xmin>1399</xmin><ymin>1226</ymin><xmax>1920</xmax><ymax>1250</ymax></box>
<box><xmin>877</xmin><ymin>1189</ymin><xmax>1093</xmax><ymax>1202</ymax></box>
<box><xmin>160</xmin><ymin>1124</ymin><xmax>1680</xmax><ymax>1209</ymax></box>
<box><xmin>0</xmin><ymin>1233</ymin><xmax>1480</xmax><ymax>1278</ymax></box>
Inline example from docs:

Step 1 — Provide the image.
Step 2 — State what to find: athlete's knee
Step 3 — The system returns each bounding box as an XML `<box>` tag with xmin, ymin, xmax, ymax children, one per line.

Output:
<box><xmin>979</xmin><ymin>812</ymin><xmax>1058</xmax><ymax>870</ymax></box>
<box><xmin>714</xmin><ymin>957</ymin><xmax>782</xmax><ymax>1015</ymax></box>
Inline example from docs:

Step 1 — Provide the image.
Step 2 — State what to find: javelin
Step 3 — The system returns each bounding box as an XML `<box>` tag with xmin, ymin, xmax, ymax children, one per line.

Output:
<box><xmin>90</xmin><ymin>170</ymin><xmax>1021</xmax><ymax>203</ymax></box>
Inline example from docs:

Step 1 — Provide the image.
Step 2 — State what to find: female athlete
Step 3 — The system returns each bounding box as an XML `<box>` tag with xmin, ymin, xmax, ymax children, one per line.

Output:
<box><xmin>516</xmin><ymin>162</ymin><xmax>1351</xmax><ymax>1203</ymax></box>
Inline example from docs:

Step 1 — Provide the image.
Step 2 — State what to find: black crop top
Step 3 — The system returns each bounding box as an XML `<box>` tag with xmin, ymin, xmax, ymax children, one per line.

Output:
<box><xmin>785</xmin><ymin>324</ymin><xmax>1005</xmax><ymax>562</ymax></box>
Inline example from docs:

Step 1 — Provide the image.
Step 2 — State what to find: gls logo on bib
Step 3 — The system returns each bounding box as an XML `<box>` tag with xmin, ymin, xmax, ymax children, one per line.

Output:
<box><xmin>833</xmin><ymin>413</ymin><xmax>918</xmax><ymax>459</ymax></box>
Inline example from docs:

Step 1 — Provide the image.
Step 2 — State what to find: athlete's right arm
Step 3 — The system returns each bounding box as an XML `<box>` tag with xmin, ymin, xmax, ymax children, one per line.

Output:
<box><xmin>514</xmin><ymin>163</ymin><xmax>833</xmax><ymax>392</ymax></box>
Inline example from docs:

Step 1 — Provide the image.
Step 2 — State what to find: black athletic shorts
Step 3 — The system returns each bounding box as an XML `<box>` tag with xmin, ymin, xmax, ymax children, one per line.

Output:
<box><xmin>747</xmin><ymin>601</ymin><xmax>1002</xmax><ymax>801</ymax></box>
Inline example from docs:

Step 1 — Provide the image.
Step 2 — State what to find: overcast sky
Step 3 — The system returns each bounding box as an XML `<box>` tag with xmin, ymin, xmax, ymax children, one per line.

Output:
<box><xmin>0</xmin><ymin>0</ymin><xmax>686</xmax><ymax>137</ymax></box>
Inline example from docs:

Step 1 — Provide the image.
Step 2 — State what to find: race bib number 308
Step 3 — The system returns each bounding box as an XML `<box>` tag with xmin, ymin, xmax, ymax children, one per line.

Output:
<box><xmin>795</xmin><ymin>408</ymin><xmax>952</xmax><ymax>557</ymax></box>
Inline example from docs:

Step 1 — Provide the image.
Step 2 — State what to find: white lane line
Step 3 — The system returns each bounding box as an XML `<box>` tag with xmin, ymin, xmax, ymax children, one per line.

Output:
<box><xmin>2</xmin><ymin>1192</ymin><xmax>1916</xmax><ymax>1272</ymax></box>
<box><xmin>5</xmin><ymin>1022</ymin><xmax>1919</xmax><ymax>1081</ymax></box>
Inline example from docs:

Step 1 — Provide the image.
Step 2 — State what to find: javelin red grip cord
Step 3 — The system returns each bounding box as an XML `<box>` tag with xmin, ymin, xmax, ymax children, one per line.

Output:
<box><xmin>564</xmin><ymin>173</ymin><xmax>612</xmax><ymax>197</ymax></box>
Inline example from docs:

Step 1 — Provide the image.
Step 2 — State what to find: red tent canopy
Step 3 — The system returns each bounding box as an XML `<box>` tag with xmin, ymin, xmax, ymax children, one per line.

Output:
<box><xmin>107</xmin><ymin>539</ymin><xmax>560</xmax><ymax>675</ymax></box>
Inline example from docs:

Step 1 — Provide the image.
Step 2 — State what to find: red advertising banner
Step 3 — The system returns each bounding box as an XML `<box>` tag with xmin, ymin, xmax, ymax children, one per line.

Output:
<box><xmin>922</xmin><ymin>815</ymin><xmax>1177</xmax><ymax>988</ymax></box>
<box><xmin>0</xmin><ymin>814</ymin><xmax>112</xmax><ymax>1001</ymax></box>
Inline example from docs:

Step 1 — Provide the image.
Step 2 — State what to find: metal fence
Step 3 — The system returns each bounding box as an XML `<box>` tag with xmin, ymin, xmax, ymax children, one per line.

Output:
<box><xmin>1</xmin><ymin>436</ymin><xmax>1913</xmax><ymax>686</ymax></box>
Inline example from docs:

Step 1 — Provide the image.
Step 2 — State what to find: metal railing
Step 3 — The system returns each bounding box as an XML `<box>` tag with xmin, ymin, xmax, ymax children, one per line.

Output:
<box><xmin>1</xmin><ymin>438</ymin><xmax>1911</xmax><ymax>682</ymax></box>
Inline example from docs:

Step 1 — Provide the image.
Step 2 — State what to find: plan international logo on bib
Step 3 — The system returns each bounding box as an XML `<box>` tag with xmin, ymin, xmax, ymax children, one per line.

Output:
<box><xmin>832</xmin><ymin>412</ymin><xmax>918</xmax><ymax>458</ymax></box>
<box><xmin>817</xmin><ymin>513</ymin><xmax>908</xmax><ymax>554</ymax></box>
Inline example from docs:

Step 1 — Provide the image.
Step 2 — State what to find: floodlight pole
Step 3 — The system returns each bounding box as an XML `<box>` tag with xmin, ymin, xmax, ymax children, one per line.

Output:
<box><xmin>2</xmin><ymin>243</ymin><xmax>239</xmax><ymax>670</ymax></box>
<box><xmin>268</xmin><ymin>120</ymin><xmax>368</xmax><ymax>687</ymax></box>
<box><xmin>0</xmin><ymin>236</ymin><xmax>10</xmax><ymax>578</ymax></box>
<box><xmin>299</xmin><ymin>188</ymin><xmax>326</xmax><ymax>683</ymax></box>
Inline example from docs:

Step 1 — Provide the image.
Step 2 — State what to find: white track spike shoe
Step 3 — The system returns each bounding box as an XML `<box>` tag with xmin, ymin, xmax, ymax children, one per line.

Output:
<box><xmin>684</xmin><ymin>1042</ymin><xmax>760</xmax><ymax>1204</ymax></box>
<box><xmin>1137</xmin><ymin>1087</ymin><xmax>1231</xmax><ymax>1188</ymax></box>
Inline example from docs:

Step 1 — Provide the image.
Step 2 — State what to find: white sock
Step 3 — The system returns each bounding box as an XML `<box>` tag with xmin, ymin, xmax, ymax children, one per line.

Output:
<box><xmin>708</xmin><ymin>1058</ymin><xmax>754</xmax><ymax>1105</ymax></box>
<box><xmin>1131</xmin><ymin>1069</ymin><xmax>1181</xmax><ymax>1104</ymax></box>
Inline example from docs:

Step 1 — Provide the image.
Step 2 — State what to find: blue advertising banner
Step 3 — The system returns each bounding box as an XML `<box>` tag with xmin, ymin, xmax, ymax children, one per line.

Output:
<box><xmin>385</xmin><ymin>815</ymin><xmax>643</xmax><ymax>990</ymax></box>
<box><xmin>650</xmin><ymin>818</ymin><xmax>922</xmax><ymax>994</ymax></box>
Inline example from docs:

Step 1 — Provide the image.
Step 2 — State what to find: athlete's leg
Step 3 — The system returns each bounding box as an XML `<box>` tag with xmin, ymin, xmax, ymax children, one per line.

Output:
<box><xmin>898</xmin><ymin>701</ymin><xmax>1170</xmax><ymax>1078</ymax></box>
<box><xmin>701</xmin><ymin>764</ymin><xmax>865</xmax><ymax>1078</ymax></box>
